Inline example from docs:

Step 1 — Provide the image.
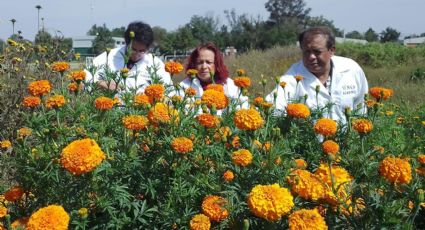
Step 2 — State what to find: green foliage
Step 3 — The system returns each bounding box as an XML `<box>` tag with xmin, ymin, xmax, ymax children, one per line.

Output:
<box><xmin>265</xmin><ymin>0</ymin><xmax>311</xmax><ymax>26</ymax></box>
<box><xmin>409</xmin><ymin>67</ymin><xmax>425</xmax><ymax>81</ymax></box>
<box><xmin>380</xmin><ymin>27</ymin><xmax>401</xmax><ymax>43</ymax></box>
<box><xmin>87</xmin><ymin>24</ymin><xmax>115</xmax><ymax>55</ymax></box>
<box><xmin>345</xmin><ymin>30</ymin><xmax>364</xmax><ymax>40</ymax></box>
<box><xmin>364</xmin><ymin>28</ymin><xmax>379</xmax><ymax>42</ymax></box>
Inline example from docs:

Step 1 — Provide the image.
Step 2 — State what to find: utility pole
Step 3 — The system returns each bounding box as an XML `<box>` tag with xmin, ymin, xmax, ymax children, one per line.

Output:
<box><xmin>35</xmin><ymin>5</ymin><xmax>42</xmax><ymax>32</ymax></box>
<box><xmin>10</xmin><ymin>19</ymin><xmax>17</xmax><ymax>35</ymax></box>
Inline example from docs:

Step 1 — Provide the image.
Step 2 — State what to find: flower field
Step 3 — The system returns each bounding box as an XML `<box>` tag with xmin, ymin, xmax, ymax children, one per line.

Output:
<box><xmin>1</xmin><ymin>39</ymin><xmax>425</xmax><ymax>229</ymax></box>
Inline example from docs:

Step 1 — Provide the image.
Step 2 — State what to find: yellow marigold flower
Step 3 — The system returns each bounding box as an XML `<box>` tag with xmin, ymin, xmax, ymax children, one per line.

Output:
<box><xmin>295</xmin><ymin>75</ymin><xmax>303</xmax><ymax>82</ymax></box>
<box><xmin>27</xmin><ymin>205</ymin><xmax>70</xmax><ymax>230</ymax></box>
<box><xmin>11</xmin><ymin>217</ymin><xmax>29</xmax><ymax>229</ymax></box>
<box><xmin>366</xmin><ymin>99</ymin><xmax>377</xmax><ymax>108</ymax></box>
<box><xmin>67</xmin><ymin>82</ymin><xmax>79</xmax><ymax>92</ymax></box>
<box><xmin>51</xmin><ymin>61</ymin><xmax>70</xmax><ymax>73</ymax></box>
<box><xmin>385</xmin><ymin>110</ymin><xmax>394</xmax><ymax>116</ymax></box>
<box><xmin>293</xmin><ymin>159</ymin><xmax>307</xmax><ymax>169</ymax></box>
<box><xmin>165</xmin><ymin>61</ymin><xmax>184</xmax><ymax>75</ymax></box>
<box><xmin>205</xmin><ymin>84</ymin><xmax>224</xmax><ymax>92</ymax></box>
<box><xmin>322</xmin><ymin>140</ymin><xmax>339</xmax><ymax>156</ymax></box>
<box><xmin>78</xmin><ymin>208</ymin><xmax>88</xmax><ymax>218</ymax></box>
<box><xmin>4</xmin><ymin>186</ymin><xmax>24</xmax><ymax>202</ymax></box>
<box><xmin>396</xmin><ymin>117</ymin><xmax>404</xmax><ymax>124</ymax></box>
<box><xmin>197</xmin><ymin>113</ymin><xmax>220</xmax><ymax>128</ymax></box>
<box><xmin>133</xmin><ymin>93</ymin><xmax>152</xmax><ymax>107</ymax></box>
<box><xmin>373</xmin><ymin>145</ymin><xmax>385</xmax><ymax>154</ymax></box>
<box><xmin>185</xmin><ymin>87</ymin><xmax>197</xmax><ymax>96</ymax></box>
<box><xmin>94</xmin><ymin>96</ymin><xmax>115</xmax><ymax>110</ymax></box>
<box><xmin>60</xmin><ymin>138</ymin><xmax>106</xmax><ymax>175</ymax></box>
<box><xmin>223</xmin><ymin>170</ymin><xmax>235</xmax><ymax>182</ymax></box>
<box><xmin>288</xmin><ymin>209</ymin><xmax>327</xmax><ymax>230</ymax></box>
<box><xmin>232</xmin><ymin>149</ymin><xmax>253</xmax><ymax>167</ymax></box>
<box><xmin>145</xmin><ymin>84</ymin><xmax>165</xmax><ymax>101</ymax></box>
<box><xmin>315</xmin><ymin>163</ymin><xmax>353</xmax><ymax>205</ymax></box>
<box><xmin>171</xmin><ymin>137</ymin><xmax>193</xmax><ymax>154</ymax></box>
<box><xmin>171</xmin><ymin>95</ymin><xmax>182</xmax><ymax>102</ymax></box>
<box><xmin>28</xmin><ymin>80</ymin><xmax>52</xmax><ymax>97</ymax></box>
<box><xmin>147</xmin><ymin>103</ymin><xmax>179</xmax><ymax>125</ymax></box>
<box><xmin>314</xmin><ymin>118</ymin><xmax>337</xmax><ymax>137</ymax></box>
<box><xmin>68</xmin><ymin>70</ymin><xmax>86</xmax><ymax>82</ymax></box>
<box><xmin>7</xmin><ymin>39</ymin><xmax>18</xmax><ymax>46</ymax></box>
<box><xmin>379</xmin><ymin>156</ymin><xmax>412</xmax><ymax>184</ymax></box>
<box><xmin>23</xmin><ymin>96</ymin><xmax>41</xmax><ymax>108</ymax></box>
<box><xmin>120</xmin><ymin>67</ymin><xmax>129</xmax><ymax>74</ymax></box>
<box><xmin>189</xmin><ymin>214</ymin><xmax>211</xmax><ymax>230</ymax></box>
<box><xmin>369</xmin><ymin>87</ymin><xmax>393</xmax><ymax>101</ymax></box>
<box><xmin>201</xmin><ymin>89</ymin><xmax>228</xmax><ymax>110</ymax></box>
<box><xmin>122</xmin><ymin>115</ymin><xmax>149</xmax><ymax>131</ymax></box>
<box><xmin>236</xmin><ymin>69</ymin><xmax>246</xmax><ymax>76</ymax></box>
<box><xmin>186</xmin><ymin>69</ymin><xmax>198</xmax><ymax>76</ymax></box>
<box><xmin>17</xmin><ymin>127</ymin><xmax>32</xmax><ymax>138</ymax></box>
<box><xmin>247</xmin><ymin>183</ymin><xmax>294</xmax><ymax>221</ymax></box>
<box><xmin>201</xmin><ymin>195</ymin><xmax>229</xmax><ymax>222</ymax></box>
<box><xmin>234</xmin><ymin>77</ymin><xmax>251</xmax><ymax>88</ymax></box>
<box><xmin>74</xmin><ymin>53</ymin><xmax>81</xmax><ymax>60</ymax></box>
<box><xmin>0</xmin><ymin>140</ymin><xmax>12</xmax><ymax>150</ymax></box>
<box><xmin>287</xmin><ymin>169</ymin><xmax>327</xmax><ymax>202</ymax></box>
<box><xmin>0</xmin><ymin>206</ymin><xmax>7</xmax><ymax>218</ymax></box>
<box><xmin>286</xmin><ymin>103</ymin><xmax>311</xmax><ymax>119</ymax></box>
<box><xmin>234</xmin><ymin>108</ymin><xmax>264</xmax><ymax>130</ymax></box>
<box><xmin>352</xmin><ymin>118</ymin><xmax>373</xmax><ymax>134</ymax></box>
<box><xmin>418</xmin><ymin>154</ymin><xmax>425</xmax><ymax>165</ymax></box>
<box><xmin>45</xmin><ymin>95</ymin><xmax>66</xmax><ymax>109</ymax></box>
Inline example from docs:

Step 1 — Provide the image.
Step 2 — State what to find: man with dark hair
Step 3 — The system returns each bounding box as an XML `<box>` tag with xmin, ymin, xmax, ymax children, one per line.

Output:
<box><xmin>85</xmin><ymin>21</ymin><xmax>171</xmax><ymax>93</ymax></box>
<box><xmin>267</xmin><ymin>26</ymin><xmax>368</xmax><ymax>122</ymax></box>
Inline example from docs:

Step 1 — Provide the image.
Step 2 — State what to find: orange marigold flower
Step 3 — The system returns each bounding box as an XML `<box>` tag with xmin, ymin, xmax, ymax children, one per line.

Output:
<box><xmin>94</xmin><ymin>96</ymin><xmax>115</xmax><ymax>110</ymax></box>
<box><xmin>201</xmin><ymin>89</ymin><xmax>228</xmax><ymax>110</ymax></box>
<box><xmin>369</xmin><ymin>87</ymin><xmax>393</xmax><ymax>101</ymax></box>
<box><xmin>234</xmin><ymin>77</ymin><xmax>251</xmax><ymax>88</ymax></box>
<box><xmin>286</xmin><ymin>103</ymin><xmax>311</xmax><ymax>119</ymax></box>
<box><xmin>185</xmin><ymin>87</ymin><xmax>197</xmax><ymax>96</ymax></box>
<box><xmin>23</xmin><ymin>96</ymin><xmax>41</xmax><ymax>108</ymax></box>
<box><xmin>287</xmin><ymin>169</ymin><xmax>327</xmax><ymax>202</ymax></box>
<box><xmin>45</xmin><ymin>95</ymin><xmax>66</xmax><ymax>109</ymax></box>
<box><xmin>314</xmin><ymin>163</ymin><xmax>353</xmax><ymax>205</ymax></box>
<box><xmin>352</xmin><ymin>118</ymin><xmax>373</xmax><ymax>134</ymax></box>
<box><xmin>231</xmin><ymin>135</ymin><xmax>240</xmax><ymax>149</ymax></box>
<box><xmin>279</xmin><ymin>81</ymin><xmax>287</xmax><ymax>89</ymax></box>
<box><xmin>147</xmin><ymin>103</ymin><xmax>179</xmax><ymax>125</ymax></box>
<box><xmin>27</xmin><ymin>205</ymin><xmax>70</xmax><ymax>230</ymax></box>
<box><xmin>197</xmin><ymin>113</ymin><xmax>220</xmax><ymax>128</ymax></box>
<box><xmin>145</xmin><ymin>84</ymin><xmax>165</xmax><ymax>101</ymax></box>
<box><xmin>189</xmin><ymin>214</ymin><xmax>211</xmax><ymax>230</ymax></box>
<box><xmin>205</xmin><ymin>84</ymin><xmax>224</xmax><ymax>92</ymax></box>
<box><xmin>247</xmin><ymin>184</ymin><xmax>294</xmax><ymax>221</ymax></box>
<box><xmin>0</xmin><ymin>205</ymin><xmax>7</xmax><ymax>218</ymax></box>
<box><xmin>314</xmin><ymin>118</ymin><xmax>337</xmax><ymax>136</ymax></box>
<box><xmin>295</xmin><ymin>75</ymin><xmax>303</xmax><ymax>82</ymax></box>
<box><xmin>122</xmin><ymin>115</ymin><xmax>149</xmax><ymax>131</ymax></box>
<box><xmin>11</xmin><ymin>217</ymin><xmax>29</xmax><ymax>229</ymax></box>
<box><xmin>171</xmin><ymin>137</ymin><xmax>193</xmax><ymax>154</ymax></box>
<box><xmin>68</xmin><ymin>70</ymin><xmax>86</xmax><ymax>82</ymax></box>
<box><xmin>0</xmin><ymin>140</ymin><xmax>12</xmax><ymax>150</ymax></box>
<box><xmin>186</xmin><ymin>69</ymin><xmax>198</xmax><ymax>76</ymax></box>
<box><xmin>293</xmin><ymin>159</ymin><xmax>307</xmax><ymax>169</ymax></box>
<box><xmin>418</xmin><ymin>154</ymin><xmax>425</xmax><ymax>165</ymax></box>
<box><xmin>223</xmin><ymin>170</ymin><xmax>235</xmax><ymax>182</ymax></box>
<box><xmin>60</xmin><ymin>138</ymin><xmax>106</xmax><ymax>175</ymax></box>
<box><xmin>233</xmin><ymin>108</ymin><xmax>264</xmax><ymax>130</ymax></box>
<box><xmin>28</xmin><ymin>80</ymin><xmax>52</xmax><ymax>97</ymax></box>
<box><xmin>366</xmin><ymin>99</ymin><xmax>377</xmax><ymax>108</ymax></box>
<box><xmin>165</xmin><ymin>61</ymin><xmax>184</xmax><ymax>75</ymax></box>
<box><xmin>288</xmin><ymin>209</ymin><xmax>327</xmax><ymax>230</ymax></box>
<box><xmin>17</xmin><ymin>127</ymin><xmax>32</xmax><ymax>138</ymax></box>
<box><xmin>133</xmin><ymin>93</ymin><xmax>152</xmax><ymax>107</ymax></box>
<box><xmin>201</xmin><ymin>195</ymin><xmax>229</xmax><ymax>222</ymax></box>
<box><xmin>379</xmin><ymin>156</ymin><xmax>412</xmax><ymax>184</ymax></box>
<box><xmin>51</xmin><ymin>61</ymin><xmax>70</xmax><ymax>73</ymax></box>
<box><xmin>236</xmin><ymin>69</ymin><xmax>246</xmax><ymax>76</ymax></box>
<box><xmin>232</xmin><ymin>149</ymin><xmax>253</xmax><ymax>167</ymax></box>
<box><xmin>416</xmin><ymin>167</ymin><xmax>425</xmax><ymax>176</ymax></box>
<box><xmin>4</xmin><ymin>186</ymin><xmax>24</xmax><ymax>202</ymax></box>
<box><xmin>322</xmin><ymin>140</ymin><xmax>339</xmax><ymax>155</ymax></box>
<box><xmin>67</xmin><ymin>82</ymin><xmax>79</xmax><ymax>92</ymax></box>
<box><xmin>253</xmin><ymin>97</ymin><xmax>264</xmax><ymax>107</ymax></box>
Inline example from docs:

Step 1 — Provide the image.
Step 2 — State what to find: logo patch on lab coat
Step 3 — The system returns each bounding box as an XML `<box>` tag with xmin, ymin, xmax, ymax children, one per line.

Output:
<box><xmin>342</xmin><ymin>85</ymin><xmax>357</xmax><ymax>95</ymax></box>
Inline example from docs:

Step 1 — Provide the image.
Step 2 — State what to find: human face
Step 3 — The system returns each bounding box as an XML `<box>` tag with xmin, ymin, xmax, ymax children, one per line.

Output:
<box><xmin>301</xmin><ymin>34</ymin><xmax>335</xmax><ymax>77</ymax></box>
<box><xmin>129</xmin><ymin>41</ymin><xmax>148</xmax><ymax>62</ymax></box>
<box><xmin>195</xmin><ymin>49</ymin><xmax>215</xmax><ymax>83</ymax></box>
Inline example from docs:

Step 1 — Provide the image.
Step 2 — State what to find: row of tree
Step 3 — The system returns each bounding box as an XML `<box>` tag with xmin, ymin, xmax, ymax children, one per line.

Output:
<box><xmin>1</xmin><ymin>0</ymin><xmax>421</xmax><ymax>55</ymax></box>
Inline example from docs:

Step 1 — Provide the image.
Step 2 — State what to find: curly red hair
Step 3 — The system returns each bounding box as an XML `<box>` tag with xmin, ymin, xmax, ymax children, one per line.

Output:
<box><xmin>185</xmin><ymin>43</ymin><xmax>229</xmax><ymax>88</ymax></box>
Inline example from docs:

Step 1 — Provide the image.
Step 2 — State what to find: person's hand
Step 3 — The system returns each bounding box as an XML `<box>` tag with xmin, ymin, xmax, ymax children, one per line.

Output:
<box><xmin>97</xmin><ymin>80</ymin><xmax>119</xmax><ymax>91</ymax></box>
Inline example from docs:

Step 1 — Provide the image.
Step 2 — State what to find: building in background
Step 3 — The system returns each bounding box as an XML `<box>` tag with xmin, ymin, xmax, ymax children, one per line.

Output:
<box><xmin>403</xmin><ymin>37</ymin><xmax>425</xmax><ymax>47</ymax></box>
<box><xmin>72</xmin><ymin>36</ymin><xmax>125</xmax><ymax>59</ymax></box>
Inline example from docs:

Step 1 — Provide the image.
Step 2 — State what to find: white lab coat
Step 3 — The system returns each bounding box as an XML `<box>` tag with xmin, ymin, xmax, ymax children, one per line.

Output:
<box><xmin>85</xmin><ymin>46</ymin><xmax>172</xmax><ymax>93</ymax></box>
<box><xmin>266</xmin><ymin>56</ymin><xmax>368</xmax><ymax>122</ymax></box>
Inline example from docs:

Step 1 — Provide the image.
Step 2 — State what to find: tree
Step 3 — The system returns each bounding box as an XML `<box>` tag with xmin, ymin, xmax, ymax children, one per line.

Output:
<box><xmin>265</xmin><ymin>0</ymin><xmax>311</xmax><ymax>26</ymax></box>
<box><xmin>35</xmin><ymin>30</ymin><xmax>53</xmax><ymax>45</ymax></box>
<box><xmin>364</xmin><ymin>28</ymin><xmax>379</xmax><ymax>42</ymax></box>
<box><xmin>380</xmin><ymin>27</ymin><xmax>400</xmax><ymax>43</ymax></box>
<box><xmin>345</xmin><ymin>30</ymin><xmax>364</xmax><ymax>40</ymax></box>
<box><xmin>186</xmin><ymin>14</ymin><xmax>219</xmax><ymax>44</ymax></box>
<box><xmin>111</xmin><ymin>26</ymin><xmax>125</xmax><ymax>37</ymax></box>
<box><xmin>173</xmin><ymin>27</ymin><xmax>197</xmax><ymax>54</ymax></box>
<box><xmin>304</xmin><ymin>15</ymin><xmax>343</xmax><ymax>37</ymax></box>
<box><xmin>87</xmin><ymin>24</ymin><xmax>115</xmax><ymax>55</ymax></box>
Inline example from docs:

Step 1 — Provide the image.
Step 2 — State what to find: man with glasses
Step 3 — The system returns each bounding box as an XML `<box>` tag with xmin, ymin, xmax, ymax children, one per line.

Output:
<box><xmin>85</xmin><ymin>21</ymin><xmax>172</xmax><ymax>93</ymax></box>
<box><xmin>267</xmin><ymin>26</ymin><xmax>368</xmax><ymax>123</ymax></box>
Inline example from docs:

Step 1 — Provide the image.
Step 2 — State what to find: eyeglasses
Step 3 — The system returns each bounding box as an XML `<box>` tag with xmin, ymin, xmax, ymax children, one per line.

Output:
<box><xmin>131</xmin><ymin>47</ymin><xmax>148</xmax><ymax>54</ymax></box>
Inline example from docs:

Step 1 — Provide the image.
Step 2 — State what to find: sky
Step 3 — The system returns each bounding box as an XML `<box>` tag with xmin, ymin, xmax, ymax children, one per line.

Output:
<box><xmin>0</xmin><ymin>0</ymin><xmax>424</xmax><ymax>41</ymax></box>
